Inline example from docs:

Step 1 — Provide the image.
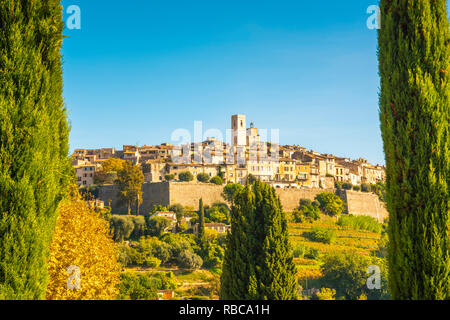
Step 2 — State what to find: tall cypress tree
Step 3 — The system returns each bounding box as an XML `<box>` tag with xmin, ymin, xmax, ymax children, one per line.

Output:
<box><xmin>0</xmin><ymin>1</ymin><xmax>70</xmax><ymax>299</ymax></box>
<box><xmin>220</xmin><ymin>185</ymin><xmax>254</xmax><ymax>299</ymax></box>
<box><xmin>220</xmin><ymin>181</ymin><xmax>297</xmax><ymax>300</ymax></box>
<box><xmin>378</xmin><ymin>0</ymin><xmax>449</xmax><ymax>299</ymax></box>
<box><xmin>197</xmin><ymin>198</ymin><xmax>206</xmax><ymax>247</ymax></box>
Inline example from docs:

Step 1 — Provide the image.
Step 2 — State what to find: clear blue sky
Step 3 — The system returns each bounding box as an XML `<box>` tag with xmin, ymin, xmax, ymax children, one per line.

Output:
<box><xmin>62</xmin><ymin>0</ymin><xmax>390</xmax><ymax>164</ymax></box>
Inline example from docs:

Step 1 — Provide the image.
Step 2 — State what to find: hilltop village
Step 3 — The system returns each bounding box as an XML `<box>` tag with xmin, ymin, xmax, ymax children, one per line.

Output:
<box><xmin>72</xmin><ymin>114</ymin><xmax>386</xmax><ymax>190</ymax></box>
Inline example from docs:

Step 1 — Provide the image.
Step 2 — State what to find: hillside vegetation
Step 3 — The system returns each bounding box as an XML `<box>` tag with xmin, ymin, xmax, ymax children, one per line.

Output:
<box><xmin>288</xmin><ymin>213</ymin><xmax>384</xmax><ymax>296</ymax></box>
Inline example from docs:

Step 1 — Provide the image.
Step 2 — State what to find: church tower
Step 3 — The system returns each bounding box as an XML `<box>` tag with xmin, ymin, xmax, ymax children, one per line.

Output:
<box><xmin>231</xmin><ymin>114</ymin><xmax>246</xmax><ymax>146</ymax></box>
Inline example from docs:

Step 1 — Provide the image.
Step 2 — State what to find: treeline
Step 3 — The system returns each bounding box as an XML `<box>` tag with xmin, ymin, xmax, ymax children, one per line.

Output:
<box><xmin>116</xmin><ymin>233</ymin><xmax>225</xmax><ymax>270</ymax></box>
<box><xmin>108</xmin><ymin>202</ymin><xmax>230</xmax><ymax>242</ymax></box>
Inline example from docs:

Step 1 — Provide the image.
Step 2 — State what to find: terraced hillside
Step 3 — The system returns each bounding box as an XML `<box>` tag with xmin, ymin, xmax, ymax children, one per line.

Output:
<box><xmin>288</xmin><ymin>215</ymin><xmax>383</xmax><ymax>287</ymax></box>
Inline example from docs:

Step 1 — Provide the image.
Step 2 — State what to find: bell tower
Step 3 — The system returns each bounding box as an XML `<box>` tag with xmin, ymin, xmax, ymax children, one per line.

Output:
<box><xmin>231</xmin><ymin>114</ymin><xmax>246</xmax><ymax>146</ymax></box>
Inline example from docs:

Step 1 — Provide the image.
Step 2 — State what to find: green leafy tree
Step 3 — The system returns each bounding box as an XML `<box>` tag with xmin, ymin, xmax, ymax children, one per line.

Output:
<box><xmin>202</xmin><ymin>242</ymin><xmax>225</xmax><ymax>269</ymax></box>
<box><xmin>130</xmin><ymin>216</ymin><xmax>147</xmax><ymax>240</ymax></box>
<box><xmin>222</xmin><ymin>183</ymin><xmax>244</xmax><ymax>204</ymax></box>
<box><xmin>110</xmin><ymin>215</ymin><xmax>135</xmax><ymax>242</ymax></box>
<box><xmin>378</xmin><ymin>0</ymin><xmax>449</xmax><ymax>299</ymax></box>
<box><xmin>0</xmin><ymin>1</ymin><xmax>71</xmax><ymax>299</ymax></box>
<box><xmin>147</xmin><ymin>216</ymin><xmax>172</xmax><ymax>238</ymax></box>
<box><xmin>320</xmin><ymin>251</ymin><xmax>389</xmax><ymax>300</ymax></box>
<box><xmin>116</xmin><ymin>161</ymin><xmax>144</xmax><ymax>215</ymax></box>
<box><xmin>119</xmin><ymin>272</ymin><xmax>157</xmax><ymax>300</ymax></box>
<box><xmin>220</xmin><ymin>181</ymin><xmax>297</xmax><ymax>300</ymax></box>
<box><xmin>206</xmin><ymin>206</ymin><xmax>229</xmax><ymax>224</ymax></box>
<box><xmin>179</xmin><ymin>171</ymin><xmax>194</xmax><ymax>182</ymax></box>
<box><xmin>177</xmin><ymin>250</ymin><xmax>203</xmax><ymax>269</ymax></box>
<box><xmin>151</xmin><ymin>204</ymin><xmax>168</xmax><ymax>213</ymax></box>
<box><xmin>315</xmin><ymin>192</ymin><xmax>346</xmax><ymax>217</ymax></box>
<box><xmin>169</xmin><ymin>203</ymin><xmax>185</xmax><ymax>224</ymax></box>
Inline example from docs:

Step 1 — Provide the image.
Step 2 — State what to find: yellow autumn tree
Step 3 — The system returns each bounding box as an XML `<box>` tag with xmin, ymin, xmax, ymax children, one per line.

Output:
<box><xmin>315</xmin><ymin>288</ymin><xmax>336</xmax><ymax>300</ymax></box>
<box><xmin>101</xmin><ymin>158</ymin><xmax>125</xmax><ymax>173</ymax></box>
<box><xmin>46</xmin><ymin>189</ymin><xmax>120</xmax><ymax>300</ymax></box>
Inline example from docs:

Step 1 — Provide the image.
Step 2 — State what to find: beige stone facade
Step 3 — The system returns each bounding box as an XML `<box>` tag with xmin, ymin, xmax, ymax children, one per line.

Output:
<box><xmin>71</xmin><ymin>114</ymin><xmax>386</xmax><ymax>189</ymax></box>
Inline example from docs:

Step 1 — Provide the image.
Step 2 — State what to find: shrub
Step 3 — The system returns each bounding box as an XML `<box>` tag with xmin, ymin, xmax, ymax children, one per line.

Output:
<box><xmin>197</xmin><ymin>173</ymin><xmax>211</xmax><ymax>183</ymax></box>
<box><xmin>337</xmin><ymin>215</ymin><xmax>382</xmax><ymax>233</ymax></box>
<box><xmin>370</xmin><ymin>182</ymin><xmax>386</xmax><ymax>202</ymax></box>
<box><xmin>353</xmin><ymin>185</ymin><xmax>361</xmax><ymax>192</ymax></box>
<box><xmin>342</xmin><ymin>182</ymin><xmax>353</xmax><ymax>190</ymax></box>
<box><xmin>307</xmin><ymin>227</ymin><xmax>336</xmax><ymax>244</ymax></box>
<box><xmin>210</xmin><ymin>176</ymin><xmax>224</xmax><ymax>185</ymax></box>
<box><xmin>179</xmin><ymin>171</ymin><xmax>194</xmax><ymax>182</ymax></box>
<box><xmin>297</xmin><ymin>199</ymin><xmax>321</xmax><ymax>221</ymax></box>
<box><xmin>300</xmin><ymin>199</ymin><xmax>312</xmax><ymax>206</ymax></box>
<box><xmin>293</xmin><ymin>244</ymin><xmax>320</xmax><ymax>260</ymax></box>
<box><xmin>144</xmin><ymin>256</ymin><xmax>161</xmax><ymax>268</ymax></box>
<box><xmin>361</xmin><ymin>183</ymin><xmax>370</xmax><ymax>193</ymax></box>
<box><xmin>165</xmin><ymin>174</ymin><xmax>175</xmax><ymax>181</ymax></box>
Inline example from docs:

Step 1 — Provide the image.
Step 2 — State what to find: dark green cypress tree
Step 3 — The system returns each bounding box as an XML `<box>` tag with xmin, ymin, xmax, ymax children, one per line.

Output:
<box><xmin>198</xmin><ymin>198</ymin><xmax>206</xmax><ymax>246</ymax></box>
<box><xmin>378</xmin><ymin>0</ymin><xmax>450</xmax><ymax>299</ymax></box>
<box><xmin>0</xmin><ymin>1</ymin><xmax>70</xmax><ymax>299</ymax></box>
<box><xmin>220</xmin><ymin>185</ymin><xmax>255</xmax><ymax>299</ymax></box>
<box><xmin>220</xmin><ymin>181</ymin><xmax>297</xmax><ymax>300</ymax></box>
